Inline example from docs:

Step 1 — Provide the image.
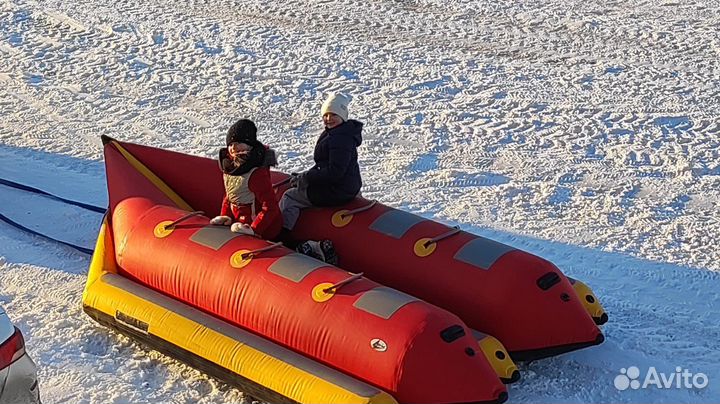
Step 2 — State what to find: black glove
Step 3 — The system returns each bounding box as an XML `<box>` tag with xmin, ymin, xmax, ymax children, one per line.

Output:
<box><xmin>296</xmin><ymin>172</ymin><xmax>309</xmax><ymax>190</ymax></box>
<box><xmin>289</xmin><ymin>172</ymin><xmax>301</xmax><ymax>187</ymax></box>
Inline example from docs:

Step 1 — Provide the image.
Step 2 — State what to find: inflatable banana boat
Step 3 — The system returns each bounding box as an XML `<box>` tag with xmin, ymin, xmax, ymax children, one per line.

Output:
<box><xmin>98</xmin><ymin>137</ymin><xmax>607</xmax><ymax>360</ymax></box>
<box><xmin>83</xmin><ymin>137</ymin><xmax>508</xmax><ymax>404</ymax></box>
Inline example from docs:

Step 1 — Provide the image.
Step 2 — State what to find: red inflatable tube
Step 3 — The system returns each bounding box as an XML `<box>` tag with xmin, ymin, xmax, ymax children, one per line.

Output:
<box><xmin>287</xmin><ymin>198</ymin><xmax>604</xmax><ymax>359</ymax></box>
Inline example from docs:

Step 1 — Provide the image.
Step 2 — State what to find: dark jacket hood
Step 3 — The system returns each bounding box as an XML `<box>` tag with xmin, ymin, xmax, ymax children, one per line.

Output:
<box><xmin>218</xmin><ymin>143</ymin><xmax>277</xmax><ymax>176</ymax></box>
<box><xmin>327</xmin><ymin>119</ymin><xmax>363</xmax><ymax>146</ymax></box>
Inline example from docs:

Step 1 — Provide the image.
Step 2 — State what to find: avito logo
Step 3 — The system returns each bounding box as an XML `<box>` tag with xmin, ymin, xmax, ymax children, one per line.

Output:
<box><xmin>614</xmin><ymin>366</ymin><xmax>709</xmax><ymax>391</ymax></box>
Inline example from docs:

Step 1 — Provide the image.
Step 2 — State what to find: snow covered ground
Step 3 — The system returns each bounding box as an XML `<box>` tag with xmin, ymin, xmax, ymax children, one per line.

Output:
<box><xmin>1</xmin><ymin>0</ymin><xmax>719</xmax><ymax>402</ymax></box>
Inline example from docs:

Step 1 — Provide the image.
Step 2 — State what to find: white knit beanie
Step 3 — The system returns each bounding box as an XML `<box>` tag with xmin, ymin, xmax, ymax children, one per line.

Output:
<box><xmin>321</xmin><ymin>93</ymin><xmax>351</xmax><ymax>121</ymax></box>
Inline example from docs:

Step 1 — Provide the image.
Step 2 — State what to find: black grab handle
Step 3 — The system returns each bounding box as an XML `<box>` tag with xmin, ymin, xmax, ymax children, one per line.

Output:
<box><xmin>536</xmin><ymin>272</ymin><xmax>561</xmax><ymax>291</ymax></box>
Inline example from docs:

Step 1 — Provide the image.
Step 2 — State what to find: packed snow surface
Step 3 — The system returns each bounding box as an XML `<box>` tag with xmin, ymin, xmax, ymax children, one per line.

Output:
<box><xmin>1</xmin><ymin>0</ymin><xmax>719</xmax><ymax>402</ymax></box>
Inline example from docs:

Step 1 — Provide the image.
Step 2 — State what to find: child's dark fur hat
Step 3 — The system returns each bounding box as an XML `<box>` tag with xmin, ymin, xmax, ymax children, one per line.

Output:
<box><xmin>226</xmin><ymin>119</ymin><xmax>257</xmax><ymax>146</ymax></box>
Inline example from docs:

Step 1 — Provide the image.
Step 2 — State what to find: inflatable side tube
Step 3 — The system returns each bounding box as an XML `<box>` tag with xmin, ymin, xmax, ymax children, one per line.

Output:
<box><xmin>287</xmin><ymin>198</ymin><xmax>605</xmax><ymax>360</ymax></box>
<box><xmin>111</xmin><ymin>201</ymin><xmax>507</xmax><ymax>404</ymax></box>
<box><xmin>83</xmin><ymin>218</ymin><xmax>395</xmax><ymax>404</ymax></box>
<box><xmin>84</xmin><ymin>273</ymin><xmax>396</xmax><ymax>404</ymax></box>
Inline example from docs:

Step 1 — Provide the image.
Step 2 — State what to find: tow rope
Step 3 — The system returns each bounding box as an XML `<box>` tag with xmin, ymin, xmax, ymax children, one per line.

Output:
<box><xmin>0</xmin><ymin>177</ymin><xmax>105</xmax><ymax>255</ymax></box>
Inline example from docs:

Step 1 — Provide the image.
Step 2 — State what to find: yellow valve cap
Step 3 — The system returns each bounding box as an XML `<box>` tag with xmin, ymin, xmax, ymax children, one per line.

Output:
<box><xmin>312</xmin><ymin>283</ymin><xmax>336</xmax><ymax>302</ymax></box>
<box><xmin>413</xmin><ymin>238</ymin><xmax>437</xmax><ymax>257</ymax></box>
<box><xmin>331</xmin><ymin>210</ymin><xmax>353</xmax><ymax>228</ymax></box>
<box><xmin>230</xmin><ymin>250</ymin><xmax>253</xmax><ymax>269</ymax></box>
<box><xmin>154</xmin><ymin>221</ymin><xmax>175</xmax><ymax>238</ymax></box>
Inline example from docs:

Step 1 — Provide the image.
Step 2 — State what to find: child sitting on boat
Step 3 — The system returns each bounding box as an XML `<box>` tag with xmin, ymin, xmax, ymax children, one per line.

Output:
<box><xmin>277</xmin><ymin>92</ymin><xmax>364</xmax><ymax>265</ymax></box>
<box><xmin>210</xmin><ymin>119</ymin><xmax>282</xmax><ymax>240</ymax></box>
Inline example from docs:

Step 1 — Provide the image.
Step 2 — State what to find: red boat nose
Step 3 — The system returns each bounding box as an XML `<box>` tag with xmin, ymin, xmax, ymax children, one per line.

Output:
<box><xmin>483</xmin><ymin>251</ymin><xmax>604</xmax><ymax>359</ymax></box>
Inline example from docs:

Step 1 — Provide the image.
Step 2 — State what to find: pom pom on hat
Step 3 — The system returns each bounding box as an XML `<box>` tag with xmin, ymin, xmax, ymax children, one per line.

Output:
<box><xmin>321</xmin><ymin>93</ymin><xmax>351</xmax><ymax>121</ymax></box>
<box><xmin>226</xmin><ymin>119</ymin><xmax>257</xmax><ymax>146</ymax></box>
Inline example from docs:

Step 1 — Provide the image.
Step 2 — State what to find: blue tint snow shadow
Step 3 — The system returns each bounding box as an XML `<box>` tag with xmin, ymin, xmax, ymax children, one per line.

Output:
<box><xmin>621</xmin><ymin>185</ymin><xmax>641</xmax><ymax>209</ymax></box>
<box><xmin>13</xmin><ymin>9</ymin><xmax>32</xmax><ymax>23</ymax></box>
<box><xmin>409</xmin><ymin>153</ymin><xmax>438</xmax><ymax>172</ymax></box>
<box><xmin>234</xmin><ymin>47</ymin><xmax>255</xmax><ymax>56</ymax></box>
<box><xmin>407</xmin><ymin>153</ymin><xmax>507</xmax><ymax>186</ymax></box>
<box><xmin>298</xmin><ymin>81</ymin><xmax>318</xmax><ymax>97</ymax></box>
<box><xmin>529</xmin><ymin>103</ymin><xmax>547</xmax><ymax>112</ymax></box>
<box><xmin>403</xmin><ymin>113</ymin><xmax>424</xmax><ymax>125</ymax></box>
<box><xmin>480</xmin><ymin>65</ymin><xmax>501</xmax><ymax>75</ymax></box>
<box><xmin>26</xmin><ymin>75</ymin><xmax>43</xmax><ymax>85</ymax></box>
<box><xmin>127</xmin><ymin>58</ymin><xmax>150</xmax><ymax>72</ymax></box>
<box><xmin>610</xmin><ymin>128</ymin><xmax>634</xmax><ymax>137</ymax></box>
<box><xmin>499</xmin><ymin>132</ymin><xmax>525</xmax><ymax>145</ymax></box>
<box><xmin>5</xmin><ymin>9</ymin><xmax>30</xmax><ymax>46</ymax></box>
<box><xmin>13</xmin><ymin>10</ymin><xmax>31</xmax><ymax>25</ymax></box>
<box><xmin>458</xmin><ymin>112</ymin><xmax>479</xmax><ymax>121</ymax></box>
<box><xmin>8</xmin><ymin>32</ymin><xmax>23</xmax><ymax>46</ymax></box>
<box><xmin>558</xmin><ymin>173</ymin><xmax>583</xmax><ymax>184</ymax></box>
<box><xmin>549</xmin><ymin>186</ymin><xmax>572</xmax><ymax>205</ymax></box>
<box><xmin>112</xmin><ymin>24</ymin><xmax>135</xmax><ymax>34</ymax></box>
<box><xmin>692</xmin><ymin>166</ymin><xmax>720</xmax><ymax>176</ymax></box>
<box><xmin>607</xmin><ymin>212</ymin><xmax>625</xmax><ymax>226</ymax></box>
<box><xmin>533</xmin><ymin>120</ymin><xmax>556</xmax><ymax>131</ymax></box>
<box><xmin>196</xmin><ymin>42</ymin><xmax>222</xmax><ymax>55</ymax></box>
<box><xmin>636</xmin><ymin>170</ymin><xmax>666</xmax><ymax>178</ymax></box>
<box><xmin>605</xmin><ymin>66</ymin><xmax>624</xmax><ymax>75</ymax></box>
<box><xmin>653</xmin><ymin>195</ymin><xmax>690</xmax><ymax>221</ymax></box>
<box><xmin>152</xmin><ymin>32</ymin><xmax>165</xmax><ymax>45</ymax></box>
<box><xmin>586</xmin><ymin>144</ymin><xmax>603</xmax><ymax>159</ymax></box>
<box><xmin>340</xmin><ymin>70</ymin><xmax>359</xmax><ymax>80</ymax></box>
<box><xmin>653</xmin><ymin>116</ymin><xmax>691</xmax><ymax>135</ymax></box>
<box><xmin>628</xmin><ymin>150</ymin><xmax>653</xmax><ymax>166</ymax></box>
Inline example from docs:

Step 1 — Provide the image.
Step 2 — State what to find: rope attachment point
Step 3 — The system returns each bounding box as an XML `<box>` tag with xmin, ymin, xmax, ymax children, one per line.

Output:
<box><xmin>332</xmin><ymin>200</ymin><xmax>377</xmax><ymax>228</ymax></box>
<box><xmin>414</xmin><ymin>226</ymin><xmax>461</xmax><ymax>257</ymax></box>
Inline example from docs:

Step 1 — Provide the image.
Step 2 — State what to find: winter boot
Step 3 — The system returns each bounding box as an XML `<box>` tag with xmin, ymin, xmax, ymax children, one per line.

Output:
<box><xmin>319</xmin><ymin>239</ymin><xmax>338</xmax><ymax>266</ymax></box>
<box><xmin>296</xmin><ymin>240</ymin><xmax>338</xmax><ymax>265</ymax></box>
<box><xmin>296</xmin><ymin>240</ymin><xmax>324</xmax><ymax>261</ymax></box>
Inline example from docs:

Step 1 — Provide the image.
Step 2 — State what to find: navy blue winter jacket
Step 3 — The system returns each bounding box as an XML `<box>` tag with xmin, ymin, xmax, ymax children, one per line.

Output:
<box><xmin>304</xmin><ymin>120</ymin><xmax>363</xmax><ymax>206</ymax></box>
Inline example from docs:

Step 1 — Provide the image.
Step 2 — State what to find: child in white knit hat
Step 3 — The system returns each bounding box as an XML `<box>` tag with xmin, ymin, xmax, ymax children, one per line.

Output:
<box><xmin>320</xmin><ymin>92</ymin><xmax>351</xmax><ymax>127</ymax></box>
<box><xmin>278</xmin><ymin>92</ymin><xmax>364</xmax><ymax>264</ymax></box>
